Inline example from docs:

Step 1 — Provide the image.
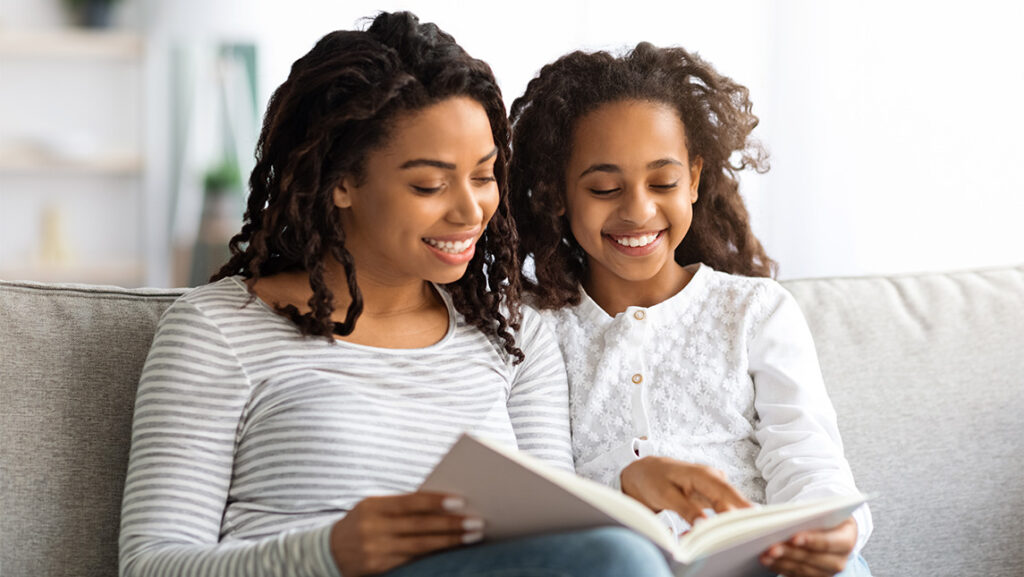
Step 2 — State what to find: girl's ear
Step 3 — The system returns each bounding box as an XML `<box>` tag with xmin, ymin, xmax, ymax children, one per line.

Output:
<box><xmin>333</xmin><ymin>177</ymin><xmax>355</xmax><ymax>209</ymax></box>
<box><xmin>689</xmin><ymin>156</ymin><xmax>703</xmax><ymax>203</ymax></box>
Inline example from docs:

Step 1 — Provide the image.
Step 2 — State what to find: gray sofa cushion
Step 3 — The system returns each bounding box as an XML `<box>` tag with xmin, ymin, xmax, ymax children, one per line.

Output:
<box><xmin>786</xmin><ymin>265</ymin><xmax>1024</xmax><ymax>577</ymax></box>
<box><xmin>0</xmin><ymin>282</ymin><xmax>184</xmax><ymax>577</ymax></box>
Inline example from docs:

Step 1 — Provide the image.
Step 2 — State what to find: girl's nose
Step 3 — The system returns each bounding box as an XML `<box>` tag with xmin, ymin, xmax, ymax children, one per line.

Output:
<box><xmin>618</xmin><ymin>186</ymin><xmax>657</xmax><ymax>224</ymax></box>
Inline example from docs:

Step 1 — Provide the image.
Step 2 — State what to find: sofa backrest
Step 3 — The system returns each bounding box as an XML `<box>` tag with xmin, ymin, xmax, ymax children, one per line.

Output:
<box><xmin>0</xmin><ymin>281</ymin><xmax>185</xmax><ymax>577</ymax></box>
<box><xmin>2</xmin><ymin>265</ymin><xmax>1023</xmax><ymax>577</ymax></box>
<box><xmin>785</xmin><ymin>265</ymin><xmax>1024</xmax><ymax>577</ymax></box>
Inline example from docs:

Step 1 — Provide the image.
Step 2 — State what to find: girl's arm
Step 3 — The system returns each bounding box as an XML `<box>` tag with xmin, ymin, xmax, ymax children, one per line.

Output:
<box><xmin>119</xmin><ymin>297</ymin><xmax>341</xmax><ymax>577</ymax></box>
<box><xmin>748</xmin><ymin>285</ymin><xmax>873</xmax><ymax>554</ymax></box>
<box><xmin>506</xmin><ymin>307</ymin><xmax>574</xmax><ymax>471</ymax></box>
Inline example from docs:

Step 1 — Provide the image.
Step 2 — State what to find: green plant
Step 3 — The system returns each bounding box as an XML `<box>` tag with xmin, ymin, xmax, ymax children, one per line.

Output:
<box><xmin>203</xmin><ymin>159</ymin><xmax>243</xmax><ymax>195</ymax></box>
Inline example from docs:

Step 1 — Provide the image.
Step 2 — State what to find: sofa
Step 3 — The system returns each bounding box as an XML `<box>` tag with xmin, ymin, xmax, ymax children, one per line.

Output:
<box><xmin>2</xmin><ymin>264</ymin><xmax>1022</xmax><ymax>577</ymax></box>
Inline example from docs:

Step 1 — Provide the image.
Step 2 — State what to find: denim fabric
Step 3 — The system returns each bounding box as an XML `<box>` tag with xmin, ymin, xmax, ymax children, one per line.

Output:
<box><xmin>383</xmin><ymin>527</ymin><xmax>673</xmax><ymax>577</ymax></box>
<box><xmin>836</xmin><ymin>554</ymin><xmax>872</xmax><ymax>577</ymax></box>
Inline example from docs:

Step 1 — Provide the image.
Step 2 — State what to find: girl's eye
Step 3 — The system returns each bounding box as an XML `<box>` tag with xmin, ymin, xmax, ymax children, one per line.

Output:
<box><xmin>589</xmin><ymin>187</ymin><xmax>620</xmax><ymax>196</ymax></box>
<box><xmin>412</xmin><ymin>185</ymin><xmax>444</xmax><ymax>194</ymax></box>
<box><xmin>472</xmin><ymin>175</ymin><xmax>497</xmax><ymax>185</ymax></box>
<box><xmin>650</xmin><ymin>181</ymin><xmax>679</xmax><ymax>190</ymax></box>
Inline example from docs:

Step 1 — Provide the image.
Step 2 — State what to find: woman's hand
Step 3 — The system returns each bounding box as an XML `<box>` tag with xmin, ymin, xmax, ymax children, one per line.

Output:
<box><xmin>329</xmin><ymin>492</ymin><xmax>483</xmax><ymax>577</ymax></box>
<box><xmin>619</xmin><ymin>456</ymin><xmax>752</xmax><ymax>524</ymax></box>
<box><xmin>759</xmin><ymin>516</ymin><xmax>857</xmax><ymax>577</ymax></box>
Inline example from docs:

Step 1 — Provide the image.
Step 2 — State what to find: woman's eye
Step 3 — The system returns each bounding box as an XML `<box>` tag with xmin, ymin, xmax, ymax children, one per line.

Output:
<box><xmin>412</xmin><ymin>185</ymin><xmax>444</xmax><ymax>194</ymax></box>
<box><xmin>472</xmin><ymin>175</ymin><xmax>497</xmax><ymax>185</ymax></box>
<box><xmin>589</xmin><ymin>187</ymin><xmax>620</xmax><ymax>196</ymax></box>
<box><xmin>650</xmin><ymin>181</ymin><xmax>679</xmax><ymax>190</ymax></box>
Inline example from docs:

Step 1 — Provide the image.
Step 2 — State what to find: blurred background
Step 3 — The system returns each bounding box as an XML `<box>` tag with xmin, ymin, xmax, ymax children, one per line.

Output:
<box><xmin>0</xmin><ymin>0</ymin><xmax>1021</xmax><ymax>287</ymax></box>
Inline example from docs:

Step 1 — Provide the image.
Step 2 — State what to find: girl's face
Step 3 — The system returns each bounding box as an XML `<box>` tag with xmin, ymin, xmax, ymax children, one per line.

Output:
<box><xmin>334</xmin><ymin>96</ymin><xmax>500</xmax><ymax>286</ymax></box>
<box><xmin>564</xmin><ymin>99</ymin><xmax>702</xmax><ymax>289</ymax></box>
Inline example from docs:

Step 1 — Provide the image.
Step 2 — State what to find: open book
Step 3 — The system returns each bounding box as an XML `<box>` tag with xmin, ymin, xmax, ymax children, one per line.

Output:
<box><xmin>420</xmin><ymin>434</ymin><xmax>867</xmax><ymax>577</ymax></box>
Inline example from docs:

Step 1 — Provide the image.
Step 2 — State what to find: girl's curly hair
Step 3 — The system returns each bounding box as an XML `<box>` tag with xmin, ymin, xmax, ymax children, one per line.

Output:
<box><xmin>509</xmin><ymin>42</ymin><xmax>776</xmax><ymax>309</ymax></box>
<box><xmin>213</xmin><ymin>11</ymin><xmax>524</xmax><ymax>362</ymax></box>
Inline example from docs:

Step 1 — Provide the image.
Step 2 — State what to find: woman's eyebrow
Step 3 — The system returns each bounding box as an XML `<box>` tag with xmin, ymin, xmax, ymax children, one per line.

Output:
<box><xmin>400</xmin><ymin>158</ymin><xmax>456</xmax><ymax>170</ymax></box>
<box><xmin>477</xmin><ymin>147</ymin><xmax>498</xmax><ymax>165</ymax></box>
<box><xmin>399</xmin><ymin>147</ymin><xmax>497</xmax><ymax>170</ymax></box>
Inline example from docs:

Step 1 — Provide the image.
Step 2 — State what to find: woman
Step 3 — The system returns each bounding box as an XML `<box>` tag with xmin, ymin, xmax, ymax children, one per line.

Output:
<box><xmin>118</xmin><ymin>12</ymin><xmax>673</xmax><ymax>577</ymax></box>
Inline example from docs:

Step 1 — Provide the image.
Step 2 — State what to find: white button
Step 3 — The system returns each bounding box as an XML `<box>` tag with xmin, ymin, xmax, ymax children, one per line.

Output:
<box><xmin>633</xmin><ymin>310</ymin><xmax>646</xmax><ymax>321</ymax></box>
<box><xmin>631</xmin><ymin>373</ymin><xmax>643</xmax><ymax>384</ymax></box>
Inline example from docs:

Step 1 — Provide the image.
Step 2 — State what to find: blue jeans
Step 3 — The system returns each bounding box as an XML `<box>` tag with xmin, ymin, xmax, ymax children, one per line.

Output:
<box><xmin>836</xmin><ymin>554</ymin><xmax>872</xmax><ymax>577</ymax></box>
<box><xmin>383</xmin><ymin>527</ymin><xmax>674</xmax><ymax>577</ymax></box>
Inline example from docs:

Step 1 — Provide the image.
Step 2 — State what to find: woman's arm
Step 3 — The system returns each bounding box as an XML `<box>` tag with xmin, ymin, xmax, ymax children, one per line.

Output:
<box><xmin>119</xmin><ymin>297</ymin><xmax>340</xmax><ymax>577</ymax></box>
<box><xmin>505</xmin><ymin>308</ymin><xmax>574</xmax><ymax>471</ymax></box>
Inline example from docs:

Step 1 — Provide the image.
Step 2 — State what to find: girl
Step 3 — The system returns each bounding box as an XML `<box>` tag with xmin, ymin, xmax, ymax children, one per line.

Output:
<box><xmin>509</xmin><ymin>43</ymin><xmax>873</xmax><ymax>577</ymax></box>
<box><xmin>118</xmin><ymin>14</ymin><xmax>673</xmax><ymax>577</ymax></box>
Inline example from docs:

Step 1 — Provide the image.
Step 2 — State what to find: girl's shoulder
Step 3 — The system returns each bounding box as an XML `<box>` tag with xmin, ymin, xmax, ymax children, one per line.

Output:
<box><xmin>698</xmin><ymin>267</ymin><xmax>807</xmax><ymax>339</ymax></box>
<box><xmin>700</xmin><ymin>265</ymin><xmax>791</xmax><ymax>305</ymax></box>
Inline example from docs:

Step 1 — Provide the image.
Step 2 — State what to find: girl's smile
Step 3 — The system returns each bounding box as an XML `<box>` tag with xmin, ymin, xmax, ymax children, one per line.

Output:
<box><xmin>604</xmin><ymin>229</ymin><xmax>667</xmax><ymax>256</ymax></box>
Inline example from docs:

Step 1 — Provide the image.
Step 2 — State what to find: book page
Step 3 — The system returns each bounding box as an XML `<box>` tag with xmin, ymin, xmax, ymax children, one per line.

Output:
<box><xmin>673</xmin><ymin>494</ymin><xmax>867</xmax><ymax>576</ymax></box>
<box><xmin>420</xmin><ymin>434</ymin><xmax>681</xmax><ymax>555</ymax></box>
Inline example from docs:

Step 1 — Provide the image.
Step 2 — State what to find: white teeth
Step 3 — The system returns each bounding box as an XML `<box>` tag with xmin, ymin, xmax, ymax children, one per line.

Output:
<box><xmin>613</xmin><ymin>233</ymin><xmax>658</xmax><ymax>248</ymax></box>
<box><xmin>425</xmin><ymin>237</ymin><xmax>473</xmax><ymax>254</ymax></box>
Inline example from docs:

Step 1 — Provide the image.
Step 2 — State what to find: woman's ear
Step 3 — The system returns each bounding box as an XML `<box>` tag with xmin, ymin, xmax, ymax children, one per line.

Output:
<box><xmin>689</xmin><ymin>156</ymin><xmax>703</xmax><ymax>204</ymax></box>
<box><xmin>333</xmin><ymin>177</ymin><xmax>355</xmax><ymax>209</ymax></box>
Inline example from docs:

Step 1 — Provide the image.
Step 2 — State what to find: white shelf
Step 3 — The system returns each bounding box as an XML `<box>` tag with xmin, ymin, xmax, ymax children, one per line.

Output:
<box><xmin>0</xmin><ymin>30</ymin><xmax>143</xmax><ymax>60</ymax></box>
<box><xmin>0</xmin><ymin>260</ymin><xmax>145</xmax><ymax>286</ymax></box>
<box><xmin>0</xmin><ymin>147</ymin><xmax>143</xmax><ymax>175</ymax></box>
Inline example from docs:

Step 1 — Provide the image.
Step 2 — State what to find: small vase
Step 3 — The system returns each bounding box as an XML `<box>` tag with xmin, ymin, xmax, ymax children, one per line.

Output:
<box><xmin>76</xmin><ymin>1</ymin><xmax>114</xmax><ymax>29</ymax></box>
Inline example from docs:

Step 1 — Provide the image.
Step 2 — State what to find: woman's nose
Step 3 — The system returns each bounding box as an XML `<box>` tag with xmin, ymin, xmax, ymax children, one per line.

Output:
<box><xmin>447</xmin><ymin>181</ymin><xmax>485</xmax><ymax>225</ymax></box>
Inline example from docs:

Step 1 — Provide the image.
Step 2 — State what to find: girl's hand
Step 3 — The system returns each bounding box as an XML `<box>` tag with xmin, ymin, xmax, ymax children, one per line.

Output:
<box><xmin>619</xmin><ymin>456</ymin><xmax>752</xmax><ymax>524</ymax></box>
<box><xmin>329</xmin><ymin>492</ymin><xmax>483</xmax><ymax>577</ymax></box>
<box><xmin>759</xmin><ymin>516</ymin><xmax>858</xmax><ymax>577</ymax></box>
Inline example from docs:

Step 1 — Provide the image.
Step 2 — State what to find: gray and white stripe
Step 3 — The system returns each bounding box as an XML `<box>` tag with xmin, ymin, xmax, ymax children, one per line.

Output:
<box><xmin>119</xmin><ymin>277</ymin><xmax>572</xmax><ymax>577</ymax></box>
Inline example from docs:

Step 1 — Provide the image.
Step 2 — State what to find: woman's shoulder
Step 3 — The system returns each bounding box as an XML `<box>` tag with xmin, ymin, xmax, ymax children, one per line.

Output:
<box><xmin>176</xmin><ymin>276</ymin><xmax>253</xmax><ymax>310</ymax></box>
<box><xmin>164</xmin><ymin>276</ymin><xmax>274</xmax><ymax>330</ymax></box>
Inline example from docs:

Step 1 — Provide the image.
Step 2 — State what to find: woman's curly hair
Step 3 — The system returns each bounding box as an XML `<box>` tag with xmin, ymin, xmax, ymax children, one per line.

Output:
<box><xmin>213</xmin><ymin>11</ymin><xmax>524</xmax><ymax>362</ymax></box>
<box><xmin>509</xmin><ymin>42</ymin><xmax>776</xmax><ymax>309</ymax></box>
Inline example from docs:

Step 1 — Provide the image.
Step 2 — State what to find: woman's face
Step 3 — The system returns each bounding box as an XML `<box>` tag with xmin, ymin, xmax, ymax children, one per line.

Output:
<box><xmin>563</xmin><ymin>99</ymin><xmax>702</xmax><ymax>289</ymax></box>
<box><xmin>335</xmin><ymin>96</ymin><xmax>500</xmax><ymax>286</ymax></box>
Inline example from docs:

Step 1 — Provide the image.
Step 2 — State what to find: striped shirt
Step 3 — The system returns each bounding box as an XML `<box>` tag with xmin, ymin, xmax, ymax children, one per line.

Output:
<box><xmin>119</xmin><ymin>277</ymin><xmax>572</xmax><ymax>577</ymax></box>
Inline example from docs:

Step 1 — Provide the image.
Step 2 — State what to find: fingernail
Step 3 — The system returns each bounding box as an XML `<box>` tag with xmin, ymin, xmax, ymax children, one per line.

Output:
<box><xmin>462</xmin><ymin>518</ymin><xmax>484</xmax><ymax>531</ymax></box>
<box><xmin>462</xmin><ymin>531</ymin><xmax>484</xmax><ymax>544</ymax></box>
<box><xmin>793</xmin><ymin>536</ymin><xmax>805</xmax><ymax>546</ymax></box>
<box><xmin>442</xmin><ymin>497</ymin><xmax>465</xmax><ymax>511</ymax></box>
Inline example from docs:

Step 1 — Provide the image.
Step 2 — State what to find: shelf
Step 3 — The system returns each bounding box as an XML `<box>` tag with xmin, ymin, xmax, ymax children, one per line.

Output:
<box><xmin>0</xmin><ymin>30</ymin><xmax>143</xmax><ymax>60</ymax></box>
<box><xmin>0</xmin><ymin>260</ymin><xmax>144</xmax><ymax>286</ymax></box>
<box><xmin>0</xmin><ymin>148</ymin><xmax>143</xmax><ymax>175</ymax></box>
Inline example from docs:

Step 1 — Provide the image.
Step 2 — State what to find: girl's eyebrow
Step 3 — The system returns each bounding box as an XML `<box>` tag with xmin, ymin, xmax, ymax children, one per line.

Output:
<box><xmin>579</xmin><ymin>157</ymin><xmax>683</xmax><ymax>178</ymax></box>
<box><xmin>579</xmin><ymin>163</ymin><xmax>620</xmax><ymax>177</ymax></box>
<box><xmin>400</xmin><ymin>147</ymin><xmax>498</xmax><ymax>171</ymax></box>
<box><xmin>647</xmin><ymin>157</ymin><xmax>684</xmax><ymax>170</ymax></box>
